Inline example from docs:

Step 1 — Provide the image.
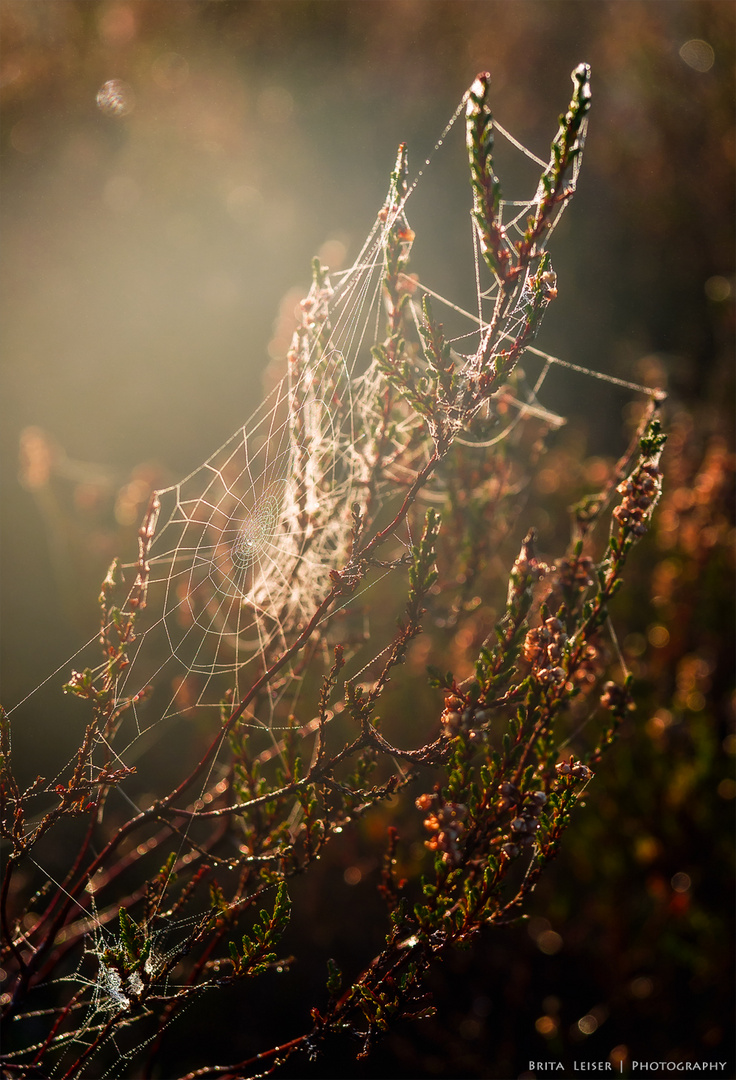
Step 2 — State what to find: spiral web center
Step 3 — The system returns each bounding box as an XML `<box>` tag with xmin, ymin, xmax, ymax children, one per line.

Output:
<box><xmin>232</xmin><ymin>494</ymin><xmax>280</xmax><ymax>569</ymax></box>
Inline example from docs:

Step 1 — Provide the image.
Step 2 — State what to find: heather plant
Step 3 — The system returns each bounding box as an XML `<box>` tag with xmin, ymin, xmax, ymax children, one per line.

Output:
<box><xmin>0</xmin><ymin>66</ymin><xmax>667</xmax><ymax>1079</ymax></box>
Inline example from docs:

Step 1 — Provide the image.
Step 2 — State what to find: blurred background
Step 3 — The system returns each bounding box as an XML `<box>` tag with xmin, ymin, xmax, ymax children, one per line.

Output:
<box><xmin>0</xmin><ymin>2</ymin><xmax>733</xmax><ymax>1078</ymax></box>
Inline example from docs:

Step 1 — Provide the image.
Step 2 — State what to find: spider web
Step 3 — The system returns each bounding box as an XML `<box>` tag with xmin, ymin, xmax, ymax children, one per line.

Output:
<box><xmin>7</xmin><ymin>69</ymin><xmax>656</xmax><ymax>758</ymax></box>
<box><xmin>5</xmin><ymin>65</ymin><xmax>659</xmax><ymax>828</ymax></box>
<box><xmin>100</xmin><ymin>72</ymin><xmax>604</xmax><ymax>748</ymax></box>
<box><xmin>3</xmin><ymin>867</ymin><xmax>216</xmax><ymax>1079</ymax></box>
<box><xmin>2</xmin><ymin>70</ymin><xmax>661</xmax><ymax>1079</ymax></box>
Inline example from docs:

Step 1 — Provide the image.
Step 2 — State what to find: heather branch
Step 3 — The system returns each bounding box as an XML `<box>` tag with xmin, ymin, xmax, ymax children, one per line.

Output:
<box><xmin>518</xmin><ymin>62</ymin><xmax>591</xmax><ymax>263</ymax></box>
<box><xmin>466</xmin><ymin>73</ymin><xmax>512</xmax><ymax>283</ymax></box>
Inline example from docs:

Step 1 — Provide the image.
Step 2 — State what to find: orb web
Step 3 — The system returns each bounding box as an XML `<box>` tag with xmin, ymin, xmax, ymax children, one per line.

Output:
<box><xmin>11</xmin><ymin>69</ymin><xmax>655</xmax><ymax>751</ymax></box>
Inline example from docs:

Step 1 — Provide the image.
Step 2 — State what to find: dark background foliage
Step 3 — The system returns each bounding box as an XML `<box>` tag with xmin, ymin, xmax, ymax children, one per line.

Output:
<box><xmin>1</xmin><ymin>2</ymin><xmax>733</xmax><ymax>1078</ymax></box>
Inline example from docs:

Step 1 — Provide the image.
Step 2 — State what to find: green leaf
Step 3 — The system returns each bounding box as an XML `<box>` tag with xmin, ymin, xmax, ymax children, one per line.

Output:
<box><xmin>326</xmin><ymin>957</ymin><xmax>343</xmax><ymax>996</ymax></box>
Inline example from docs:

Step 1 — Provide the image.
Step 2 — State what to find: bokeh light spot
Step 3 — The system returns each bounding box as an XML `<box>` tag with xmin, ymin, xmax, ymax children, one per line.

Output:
<box><xmin>537</xmin><ymin>930</ymin><xmax>563</xmax><ymax>955</ymax></box>
<box><xmin>611</xmin><ymin>1045</ymin><xmax>629</xmax><ymax>1067</ymax></box>
<box><xmin>577</xmin><ymin>1013</ymin><xmax>598</xmax><ymax>1035</ymax></box>
<box><xmin>96</xmin><ymin>79</ymin><xmax>135</xmax><ymax>117</ymax></box>
<box><xmin>629</xmin><ymin>975</ymin><xmax>654</xmax><ymax>999</ymax></box>
<box><xmin>535</xmin><ymin>1015</ymin><xmax>558</xmax><ymax>1037</ymax></box>
<box><xmin>623</xmin><ymin>632</ymin><xmax>646</xmax><ymax>658</ymax></box>
<box><xmin>584</xmin><ymin>457</ymin><xmax>609</xmax><ymax>485</ymax></box>
<box><xmin>704</xmin><ymin>275</ymin><xmax>732</xmax><ymax>302</ymax></box>
<box><xmin>535</xmin><ymin>468</ymin><xmax>560</xmax><ymax>494</ymax></box>
<box><xmin>717</xmin><ymin>778</ymin><xmax>736</xmax><ymax>800</ymax></box>
<box><xmin>459</xmin><ymin>1016</ymin><xmax>481</xmax><ymax>1039</ymax></box>
<box><xmin>679</xmin><ymin>39</ymin><xmax>715</xmax><ymax>73</ymax></box>
<box><xmin>685</xmin><ymin>690</ymin><xmax>705</xmax><ymax>712</ymax></box>
<box><xmin>635</xmin><ymin>835</ymin><xmax>662</xmax><ymax>865</ymax></box>
<box><xmin>317</xmin><ymin>236</ymin><xmax>349</xmax><ymax>272</ymax></box>
<box><xmin>647</xmin><ymin>624</ymin><xmax>670</xmax><ymax>648</ymax></box>
<box><xmin>647</xmin><ymin>709</ymin><xmax>673</xmax><ymax>738</ymax></box>
<box><xmin>98</xmin><ymin>2</ymin><xmax>138</xmax><ymax>46</ymax></box>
